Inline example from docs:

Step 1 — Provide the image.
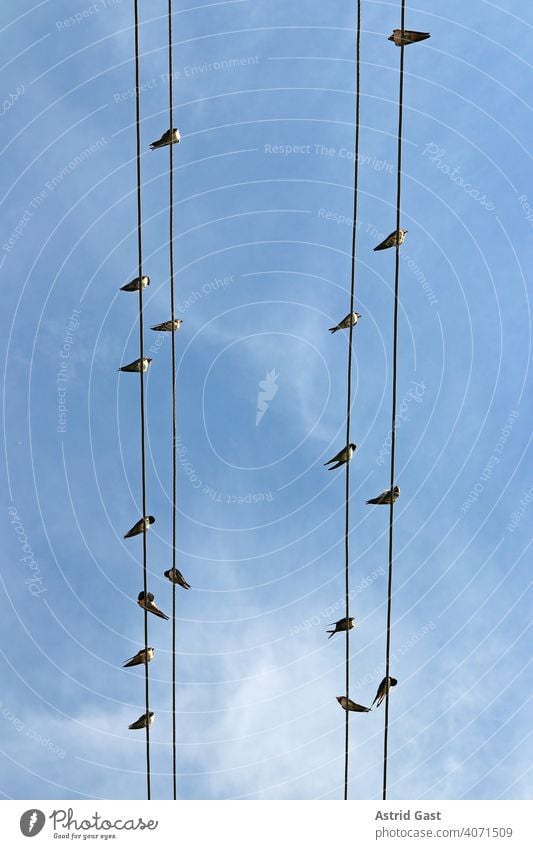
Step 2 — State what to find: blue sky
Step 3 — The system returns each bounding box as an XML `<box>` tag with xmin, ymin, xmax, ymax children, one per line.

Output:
<box><xmin>0</xmin><ymin>0</ymin><xmax>531</xmax><ymax>800</ymax></box>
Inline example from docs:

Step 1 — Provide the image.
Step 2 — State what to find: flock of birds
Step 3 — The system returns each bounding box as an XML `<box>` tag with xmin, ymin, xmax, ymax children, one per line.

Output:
<box><xmin>316</xmin><ymin>29</ymin><xmax>430</xmax><ymax>724</ymax></box>
<box><xmin>115</xmin><ymin>27</ymin><xmax>430</xmax><ymax>740</ymax></box>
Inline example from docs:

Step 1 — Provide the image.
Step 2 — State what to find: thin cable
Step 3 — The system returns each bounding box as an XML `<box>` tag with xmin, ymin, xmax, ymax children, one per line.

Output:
<box><xmin>133</xmin><ymin>0</ymin><xmax>151</xmax><ymax>801</ymax></box>
<box><xmin>382</xmin><ymin>0</ymin><xmax>406</xmax><ymax>802</ymax></box>
<box><xmin>167</xmin><ymin>0</ymin><xmax>179</xmax><ymax>802</ymax></box>
<box><xmin>343</xmin><ymin>0</ymin><xmax>362</xmax><ymax>802</ymax></box>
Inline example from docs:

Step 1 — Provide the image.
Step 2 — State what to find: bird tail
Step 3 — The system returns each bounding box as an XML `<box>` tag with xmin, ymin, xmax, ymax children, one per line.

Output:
<box><xmin>327</xmin><ymin>630</ymin><xmax>335</xmax><ymax>639</ymax></box>
<box><xmin>123</xmin><ymin>658</ymin><xmax>139</xmax><ymax>668</ymax></box>
<box><xmin>328</xmin><ymin>326</ymin><xmax>338</xmax><ymax>333</ymax></box>
<box><xmin>328</xmin><ymin>461</ymin><xmax>342</xmax><ymax>470</ymax></box>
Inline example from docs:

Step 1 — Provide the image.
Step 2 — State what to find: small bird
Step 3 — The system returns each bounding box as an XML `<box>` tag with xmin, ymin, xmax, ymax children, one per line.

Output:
<box><xmin>128</xmin><ymin>711</ymin><xmax>154</xmax><ymax>730</ymax></box>
<box><xmin>150</xmin><ymin>128</ymin><xmax>180</xmax><ymax>150</ymax></box>
<box><xmin>366</xmin><ymin>486</ymin><xmax>400</xmax><ymax>505</ymax></box>
<box><xmin>373</xmin><ymin>229</ymin><xmax>408</xmax><ymax>251</ymax></box>
<box><xmin>164</xmin><ymin>568</ymin><xmax>191</xmax><ymax>590</ymax></box>
<box><xmin>372</xmin><ymin>676</ymin><xmax>398</xmax><ymax>708</ymax></box>
<box><xmin>137</xmin><ymin>591</ymin><xmax>169</xmax><ymax>620</ymax></box>
<box><xmin>122</xmin><ymin>647</ymin><xmax>155</xmax><ymax>668</ymax></box>
<box><xmin>120</xmin><ymin>275</ymin><xmax>150</xmax><ymax>292</ymax></box>
<box><xmin>337</xmin><ymin>696</ymin><xmax>371</xmax><ymax>713</ymax></box>
<box><xmin>388</xmin><ymin>29</ymin><xmax>430</xmax><ymax>46</ymax></box>
<box><xmin>327</xmin><ymin>617</ymin><xmax>356</xmax><ymax>639</ymax></box>
<box><xmin>324</xmin><ymin>443</ymin><xmax>357</xmax><ymax>470</ymax></box>
<box><xmin>151</xmin><ymin>319</ymin><xmax>183</xmax><ymax>332</ymax></box>
<box><xmin>118</xmin><ymin>357</ymin><xmax>152</xmax><ymax>373</ymax></box>
<box><xmin>329</xmin><ymin>312</ymin><xmax>361</xmax><ymax>333</ymax></box>
<box><xmin>124</xmin><ymin>516</ymin><xmax>155</xmax><ymax>539</ymax></box>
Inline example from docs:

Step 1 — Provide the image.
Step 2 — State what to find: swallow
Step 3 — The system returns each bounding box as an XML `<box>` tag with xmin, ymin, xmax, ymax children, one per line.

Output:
<box><xmin>388</xmin><ymin>29</ymin><xmax>430</xmax><ymax>46</ymax></box>
<box><xmin>137</xmin><ymin>591</ymin><xmax>169</xmax><ymax>620</ymax></box>
<box><xmin>164</xmin><ymin>568</ymin><xmax>191</xmax><ymax>590</ymax></box>
<box><xmin>124</xmin><ymin>516</ymin><xmax>155</xmax><ymax>538</ymax></box>
<box><xmin>336</xmin><ymin>696</ymin><xmax>371</xmax><ymax>713</ymax></box>
<box><xmin>366</xmin><ymin>486</ymin><xmax>400</xmax><ymax>505</ymax></box>
<box><xmin>324</xmin><ymin>443</ymin><xmax>357</xmax><ymax>470</ymax></box>
<box><xmin>327</xmin><ymin>617</ymin><xmax>355</xmax><ymax>639</ymax></box>
<box><xmin>329</xmin><ymin>312</ymin><xmax>361</xmax><ymax>333</ymax></box>
<box><xmin>120</xmin><ymin>275</ymin><xmax>150</xmax><ymax>292</ymax></box>
<box><xmin>150</xmin><ymin>128</ymin><xmax>180</xmax><ymax>150</ymax></box>
<box><xmin>128</xmin><ymin>711</ymin><xmax>154</xmax><ymax>730</ymax></box>
<box><xmin>122</xmin><ymin>647</ymin><xmax>155</xmax><ymax>668</ymax></box>
<box><xmin>118</xmin><ymin>357</ymin><xmax>152</xmax><ymax>373</ymax></box>
<box><xmin>372</xmin><ymin>676</ymin><xmax>398</xmax><ymax>708</ymax></box>
<box><xmin>373</xmin><ymin>229</ymin><xmax>408</xmax><ymax>251</ymax></box>
<box><xmin>150</xmin><ymin>319</ymin><xmax>183</xmax><ymax>332</ymax></box>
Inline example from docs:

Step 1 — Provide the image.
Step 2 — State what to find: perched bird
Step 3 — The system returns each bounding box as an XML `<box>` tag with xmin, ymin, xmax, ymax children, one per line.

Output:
<box><xmin>151</xmin><ymin>319</ymin><xmax>183</xmax><ymax>332</ymax></box>
<box><xmin>118</xmin><ymin>357</ymin><xmax>152</xmax><ymax>373</ymax></box>
<box><xmin>373</xmin><ymin>229</ymin><xmax>408</xmax><ymax>251</ymax></box>
<box><xmin>327</xmin><ymin>617</ymin><xmax>356</xmax><ymax>639</ymax></box>
<box><xmin>137</xmin><ymin>591</ymin><xmax>169</xmax><ymax>620</ymax></box>
<box><xmin>128</xmin><ymin>711</ymin><xmax>154</xmax><ymax>730</ymax></box>
<box><xmin>372</xmin><ymin>676</ymin><xmax>398</xmax><ymax>708</ymax></box>
<box><xmin>124</xmin><ymin>516</ymin><xmax>155</xmax><ymax>539</ymax></box>
<box><xmin>164</xmin><ymin>568</ymin><xmax>191</xmax><ymax>590</ymax></box>
<box><xmin>324</xmin><ymin>443</ymin><xmax>357</xmax><ymax>470</ymax></box>
<box><xmin>329</xmin><ymin>312</ymin><xmax>361</xmax><ymax>333</ymax></box>
<box><xmin>150</xmin><ymin>128</ymin><xmax>180</xmax><ymax>150</ymax></box>
<box><xmin>122</xmin><ymin>647</ymin><xmax>155</xmax><ymax>668</ymax></box>
<box><xmin>120</xmin><ymin>275</ymin><xmax>150</xmax><ymax>292</ymax></box>
<box><xmin>388</xmin><ymin>29</ymin><xmax>430</xmax><ymax>46</ymax></box>
<box><xmin>366</xmin><ymin>485</ymin><xmax>400</xmax><ymax>505</ymax></box>
<box><xmin>337</xmin><ymin>696</ymin><xmax>371</xmax><ymax>713</ymax></box>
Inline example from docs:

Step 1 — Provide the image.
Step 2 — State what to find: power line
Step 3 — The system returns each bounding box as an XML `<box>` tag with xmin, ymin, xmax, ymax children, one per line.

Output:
<box><xmin>343</xmin><ymin>0</ymin><xmax>362</xmax><ymax>802</ymax></box>
<box><xmin>133</xmin><ymin>0</ymin><xmax>151</xmax><ymax>801</ymax></box>
<box><xmin>382</xmin><ymin>0</ymin><xmax>406</xmax><ymax>802</ymax></box>
<box><xmin>167</xmin><ymin>0</ymin><xmax>179</xmax><ymax>802</ymax></box>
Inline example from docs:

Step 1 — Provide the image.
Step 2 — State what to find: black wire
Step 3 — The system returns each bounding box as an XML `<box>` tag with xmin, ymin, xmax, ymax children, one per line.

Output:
<box><xmin>343</xmin><ymin>0</ymin><xmax>362</xmax><ymax>802</ymax></box>
<box><xmin>167</xmin><ymin>0</ymin><xmax>178</xmax><ymax>803</ymax></box>
<box><xmin>382</xmin><ymin>0</ymin><xmax>406</xmax><ymax>802</ymax></box>
<box><xmin>133</xmin><ymin>0</ymin><xmax>151</xmax><ymax>801</ymax></box>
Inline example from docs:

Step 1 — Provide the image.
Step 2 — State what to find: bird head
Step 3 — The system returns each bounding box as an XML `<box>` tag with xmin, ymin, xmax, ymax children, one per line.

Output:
<box><xmin>349</xmin><ymin>443</ymin><xmax>357</xmax><ymax>451</ymax></box>
<box><xmin>147</xmin><ymin>516</ymin><xmax>156</xmax><ymax>525</ymax></box>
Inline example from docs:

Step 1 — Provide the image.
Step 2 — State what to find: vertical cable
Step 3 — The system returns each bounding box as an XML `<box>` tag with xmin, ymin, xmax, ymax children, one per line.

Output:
<box><xmin>382</xmin><ymin>0</ymin><xmax>406</xmax><ymax>802</ymax></box>
<box><xmin>132</xmin><ymin>0</ymin><xmax>151</xmax><ymax>800</ymax></box>
<box><xmin>343</xmin><ymin>0</ymin><xmax>362</xmax><ymax>802</ymax></box>
<box><xmin>167</xmin><ymin>0</ymin><xmax>179</xmax><ymax>802</ymax></box>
